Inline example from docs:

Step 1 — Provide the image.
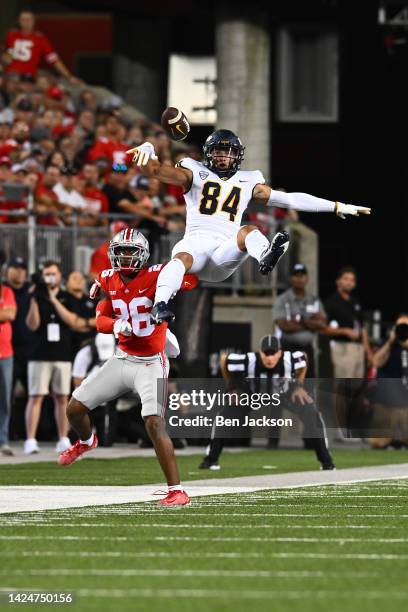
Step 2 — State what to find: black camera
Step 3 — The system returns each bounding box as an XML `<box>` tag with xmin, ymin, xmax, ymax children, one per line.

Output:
<box><xmin>395</xmin><ymin>323</ymin><xmax>408</xmax><ymax>343</ymax></box>
<box><xmin>31</xmin><ymin>272</ymin><xmax>49</xmax><ymax>300</ymax></box>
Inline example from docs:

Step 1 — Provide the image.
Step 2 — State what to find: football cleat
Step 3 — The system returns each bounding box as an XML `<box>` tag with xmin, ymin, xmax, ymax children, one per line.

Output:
<box><xmin>199</xmin><ymin>458</ymin><xmax>221</xmax><ymax>471</ymax></box>
<box><xmin>321</xmin><ymin>463</ymin><xmax>337</xmax><ymax>471</ymax></box>
<box><xmin>150</xmin><ymin>301</ymin><xmax>175</xmax><ymax>325</ymax></box>
<box><xmin>259</xmin><ymin>230</ymin><xmax>290</xmax><ymax>275</ymax></box>
<box><xmin>157</xmin><ymin>490</ymin><xmax>190</xmax><ymax>507</ymax></box>
<box><xmin>58</xmin><ymin>435</ymin><xmax>98</xmax><ymax>466</ymax></box>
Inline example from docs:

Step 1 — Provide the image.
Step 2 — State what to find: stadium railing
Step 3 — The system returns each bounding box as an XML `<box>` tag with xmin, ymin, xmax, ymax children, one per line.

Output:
<box><xmin>0</xmin><ymin>208</ymin><xmax>317</xmax><ymax>294</ymax></box>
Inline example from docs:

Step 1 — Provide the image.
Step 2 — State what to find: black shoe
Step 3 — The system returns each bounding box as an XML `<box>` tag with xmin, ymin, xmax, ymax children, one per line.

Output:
<box><xmin>199</xmin><ymin>459</ymin><xmax>221</xmax><ymax>471</ymax></box>
<box><xmin>150</xmin><ymin>301</ymin><xmax>175</xmax><ymax>325</ymax></box>
<box><xmin>321</xmin><ymin>463</ymin><xmax>336</xmax><ymax>470</ymax></box>
<box><xmin>259</xmin><ymin>231</ymin><xmax>290</xmax><ymax>275</ymax></box>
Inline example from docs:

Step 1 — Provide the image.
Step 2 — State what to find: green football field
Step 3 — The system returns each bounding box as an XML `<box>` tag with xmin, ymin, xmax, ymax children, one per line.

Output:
<box><xmin>1</xmin><ymin>447</ymin><xmax>408</xmax><ymax>485</ymax></box>
<box><xmin>1</xmin><ymin>450</ymin><xmax>407</xmax><ymax>611</ymax></box>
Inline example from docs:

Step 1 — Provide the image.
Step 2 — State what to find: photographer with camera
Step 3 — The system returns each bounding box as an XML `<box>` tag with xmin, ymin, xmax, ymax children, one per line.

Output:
<box><xmin>24</xmin><ymin>261</ymin><xmax>89</xmax><ymax>454</ymax></box>
<box><xmin>366</xmin><ymin>314</ymin><xmax>408</xmax><ymax>449</ymax></box>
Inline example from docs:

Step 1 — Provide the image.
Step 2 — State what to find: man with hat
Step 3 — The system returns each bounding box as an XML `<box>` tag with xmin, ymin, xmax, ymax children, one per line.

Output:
<box><xmin>199</xmin><ymin>334</ymin><xmax>334</xmax><ymax>471</ymax></box>
<box><xmin>273</xmin><ymin>263</ymin><xmax>327</xmax><ymax>377</ymax></box>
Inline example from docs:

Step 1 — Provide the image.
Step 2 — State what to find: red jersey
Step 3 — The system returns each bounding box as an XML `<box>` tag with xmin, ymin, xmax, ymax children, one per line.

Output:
<box><xmin>83</xmin><ymin>187</ymin><xmax>109</xmax><ymax>215</ymax></box>
<box><xmin>0</xmin><ymin>285</ymin><xmax>16</xmax><ymax>359</ymax></box>
<box><xmin>87</xmin><ymin>138</ymin><xmax>129</xmax><ymax>165</ymax></box>
<box><xmin>4</xmin><ymin>30</ymin><xmax>58</xmax><ymax>76</ymax></box>
<box><xmin>34</xmin><ymin>183</ymin><xmax>59</xmax><ymax>225</ymax></box>
<box><xmin>95</xmin><ymin>265</ymin><xmax>198</xmax><ymax>356</ymax></box>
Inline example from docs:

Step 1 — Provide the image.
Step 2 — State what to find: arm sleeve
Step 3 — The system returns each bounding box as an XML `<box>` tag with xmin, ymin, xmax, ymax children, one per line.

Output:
<box><xmin>268</xmin><ymin>189</ymin><xmax>335</xmax><ymax>213</ymax></box>
<box><xmin>226</xmin><ymin>354</ymin><xmax>247</xmax><ymax>373</ymax></box>
<box><xmin>41</xmin><ymin>34</ymin><xmax>59</xmax><ymax>64</ymax></box>
<box><xmin>292</xmin><ymin>351</ymin><xmax>307</xmax><ymax>371</ymax></box>
<box><xmin>4</xmin><ymin>32</ymin><xmax>13</xmax><ymax>54</ymax></box>
<box><xmin>96</xmin><ymin>299</ymin><xmax>114</xmax><ymax>333</ymax></box>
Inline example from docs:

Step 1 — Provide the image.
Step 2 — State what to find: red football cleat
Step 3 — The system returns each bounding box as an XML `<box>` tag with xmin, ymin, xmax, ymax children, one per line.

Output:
<box><xmin>58</xmin><ymin>436</ymin><xmax>98</xmax><ymax>466</ymax></box>
<box><xmin>157</xmin><ymin>490</ymin><xmax>190</xmax><ymax>507</ymax></box>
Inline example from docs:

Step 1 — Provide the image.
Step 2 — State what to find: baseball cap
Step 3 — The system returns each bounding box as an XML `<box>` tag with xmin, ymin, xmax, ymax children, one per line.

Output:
<box><xmin>16</xmin><ymin>98</ymin><xmax>33</xmax><ymax>112</ymax></box>
<box><xmin>260</xmin><ymin>335</ymin><xmax>281</xmax><ymax>355</ymax></box>
<box><xmin>95</xmin><ymin>333</ymin><xmax>115</xmax><ymax>361</ymax></box>
<box><xmin>47</xmin><ymin>86</ymin><xmax>64</xmax><ymax>100</ymax></box>
<box><xmin>7</xmin><ymin>256</ymin><xmax>27</xmax><ymax>269</ymax></box>
<box><xmin>131</xmin><ymin>174</ymin><xmax>149</xmax><ymax>190</ymax></box>
<box><xmin>291</xmin><ymin>263</ymin><xmax>308</xmax><ymax>275</ymax></box>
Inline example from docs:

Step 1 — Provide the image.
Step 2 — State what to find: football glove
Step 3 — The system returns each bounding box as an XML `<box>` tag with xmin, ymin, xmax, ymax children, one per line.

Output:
<box><xmin>126</xmin><ymin>142</ymin><xmax>157</xmax><ymax>166</ymax></box>
<box><xmin>89</xmin><ymin>280</ymin><xmax>101</xmax><ymax>300</ymax></box>
<box><xmin>113</xmin><ymin>319</ymin><xmax>132</xmax><ymax>338</ymax></box>
<box><xmin>335</xmin><ymin>202</ymin><xmax>371</xmax><ymax>219</ymax></box>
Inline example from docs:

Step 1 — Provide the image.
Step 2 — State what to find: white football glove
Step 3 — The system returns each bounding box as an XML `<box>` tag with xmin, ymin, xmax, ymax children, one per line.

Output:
<box><xmin>335</xmin><ymin>202</ymin><xmax>371</xmax><ymax>219</ymax></box>
<box><xmin>126</xmin><ymin>141</ymin><xmax>157</xmax><ymax>166</ymax></box>
<box><xmin>113</xmin><ymin>319</ymin><xmax>132</xmax><ymax>338</ymax></box>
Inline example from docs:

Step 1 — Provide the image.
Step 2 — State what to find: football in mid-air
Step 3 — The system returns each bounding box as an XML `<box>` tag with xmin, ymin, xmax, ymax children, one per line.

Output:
<box><xmin>161</xmin><ymin>107</ymin><xmax>190</xmax><ymax>141</ymax></box>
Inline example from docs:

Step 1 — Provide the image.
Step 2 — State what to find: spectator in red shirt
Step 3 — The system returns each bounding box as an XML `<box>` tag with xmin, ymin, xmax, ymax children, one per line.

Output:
<box><xmin>88</xmin><ymin>220</ymin><xmax>128</xmax><ymax>280</ymax></box>
<box><xmin>2</xmin><ymin>10</ymin><xmax>78</xmax><ymax>83</ymax></box>
<box><xmin>82</xmin><ymin>163</ymin><xmax>109</xmax><ymax>222</ymax></box>
<box><xmin>0</xmin><ymin>278</ymin><xmax>17</xmax><ymax>455</ymax></box>
<box><xmin>87</xmin><ymin>114</ymin><xmax>128</xmax><ymax>167</ymax></box>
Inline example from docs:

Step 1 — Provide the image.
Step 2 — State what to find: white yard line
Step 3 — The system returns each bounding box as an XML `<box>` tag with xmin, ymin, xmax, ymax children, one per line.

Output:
<box><xmin>69</xmin><ymin>588</ymin><xmax>408</xmax><ymax>600</ymax></box>
<box><xmin>1</xmin><ymin>550</ymin><xmax>408</xmax><ymax>560</ymax></box>
<box><xmin>0</xmin><ymin>534</ymin><xmax>406</xmax><ymax>543</ymax></box>
<box><xmin>0</xmin><ymin>462</ymin><xmax>407</xmax><ymax>514</ymax></box>
<box><xmin>0</xmin><ymin>569</ymin><xmax>379</xmax><ymax>578</ymax></box>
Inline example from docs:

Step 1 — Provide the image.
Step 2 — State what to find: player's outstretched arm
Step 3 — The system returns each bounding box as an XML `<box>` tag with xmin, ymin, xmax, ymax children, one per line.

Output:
<box><xmin>252</xmin><ymin>184</ymin><xmax>371</xmax><ymax>219</ymax></box>
<box><xmin>126</xmin><ymin>142</ymin><xmax>192</xmax><ymax>190</ymax></box>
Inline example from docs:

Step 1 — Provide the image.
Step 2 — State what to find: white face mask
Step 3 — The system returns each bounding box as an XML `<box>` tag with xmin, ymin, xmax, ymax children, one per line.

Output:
<box><xmin>43</xmin><ymin>273</ymin><xmax>57</xmax><ymax>286</ymax></box>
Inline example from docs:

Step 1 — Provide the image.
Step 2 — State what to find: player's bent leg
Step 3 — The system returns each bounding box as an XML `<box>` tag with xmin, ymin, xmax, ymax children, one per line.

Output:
<box><xmin>238</xmin><ymin>224</ymin><xmax>290</xmax><ymax>275</ymax></box>
<box><xmin>202</xmin><ymin>229</ymin><xmax>249</xmax><ymax>282</ymax></box>
<box><xmin>58</xmin><ymin>397</ymin><xmax>98</xmax><ymax>466</ymax></box>
<box><xmin>151</xmin><ymin>253</ymin><xmax>193</xmax><ymax>325</ymax></box>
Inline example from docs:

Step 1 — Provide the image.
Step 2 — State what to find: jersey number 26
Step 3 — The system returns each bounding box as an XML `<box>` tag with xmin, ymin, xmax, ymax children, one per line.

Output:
<box><xmin>112</xmin><ymin>297</ymin><xmax>154</xmax><ymax>337</ymax></box>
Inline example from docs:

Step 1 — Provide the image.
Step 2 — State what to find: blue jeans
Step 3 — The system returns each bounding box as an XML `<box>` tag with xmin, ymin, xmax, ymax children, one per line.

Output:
<box><xmin>0</xmin><ymin>357</ymin><xmax>13</xmax><ymax>445</ymax></box>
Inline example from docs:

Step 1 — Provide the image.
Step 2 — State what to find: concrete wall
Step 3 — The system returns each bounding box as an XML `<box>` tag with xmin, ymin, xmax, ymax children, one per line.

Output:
<box><xmin>215</xmin><ymin>8</ymin><xmax>270</xmax><ymax>177</ymax></box>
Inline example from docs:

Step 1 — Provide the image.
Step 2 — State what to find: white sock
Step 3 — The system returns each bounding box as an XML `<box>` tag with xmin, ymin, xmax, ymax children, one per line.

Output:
<box><xmin>168</xmin><ymin>484</ymin><xmax>184</xmax><ymax>493</ymax></box>
<box><xmin>154</xmin><ymin>258</ymin><xmax>186</xmax><ymax>305</ymax></box>
<box><xmin>244</xmin><ymin>229</ymin><xmax>270</xmax><ymax>262</ymax></box>
<box><xmin>80</xmin><ymin>433</ymin><xmax>94</xmax><ymax>446</ymax></box>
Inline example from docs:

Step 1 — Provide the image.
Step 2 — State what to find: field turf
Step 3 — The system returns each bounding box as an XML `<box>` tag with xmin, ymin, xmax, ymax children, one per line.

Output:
<box><xmin>0</xmin><ymin>450</ymin><xmax>407</xmax><ymax>611</ymax></box>
<box><xmin>0</xmin><ymin>448</ymin><xmax>408</xmax><ymax>486</ymax></box>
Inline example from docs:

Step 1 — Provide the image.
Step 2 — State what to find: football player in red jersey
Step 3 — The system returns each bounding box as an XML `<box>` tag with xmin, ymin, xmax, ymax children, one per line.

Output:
<box><xmin>58</xmin><ymin>228</ymin><xmax>198</xmax><ymax>507</ymax></box>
